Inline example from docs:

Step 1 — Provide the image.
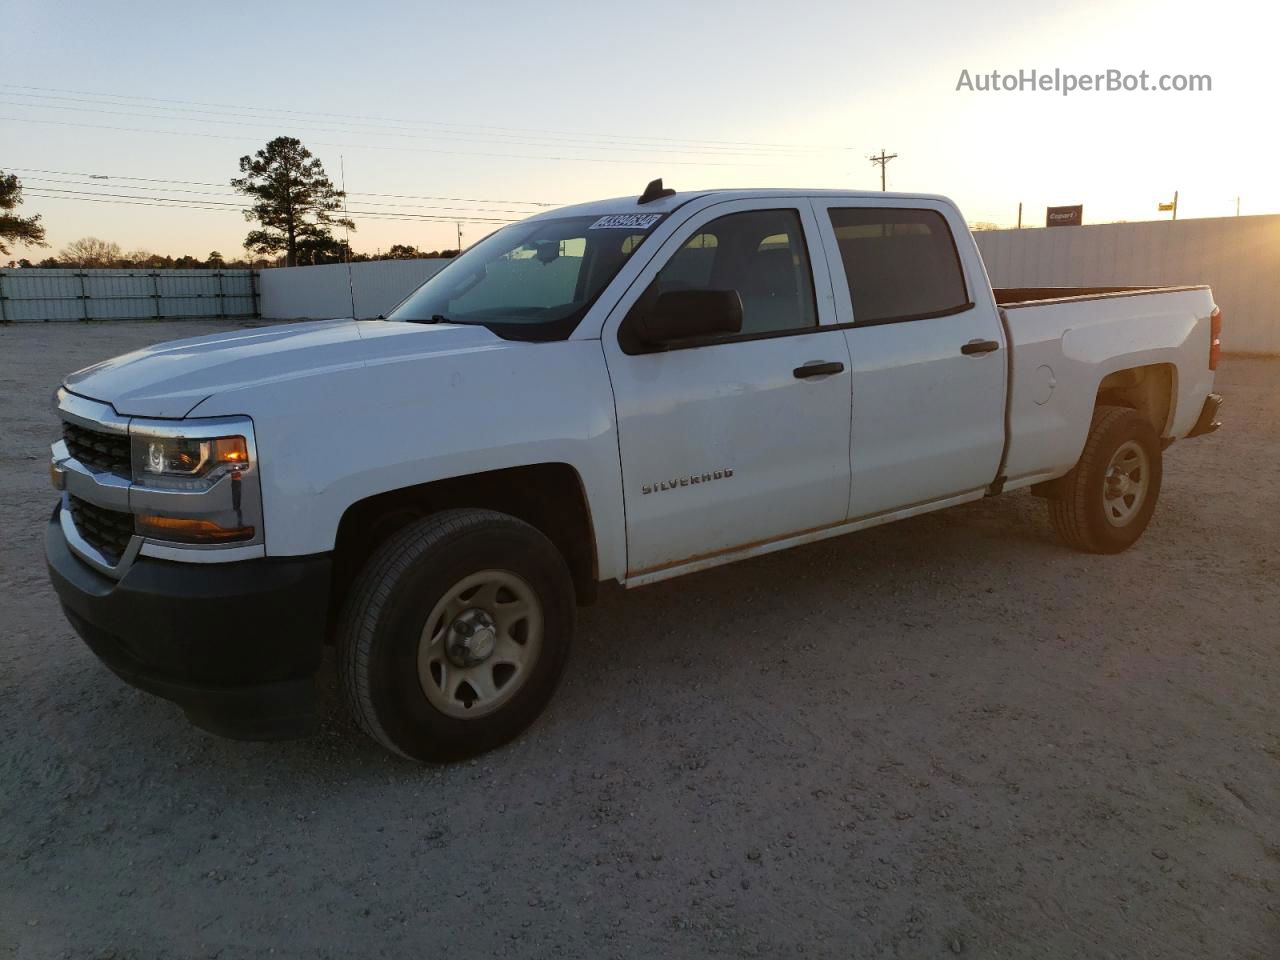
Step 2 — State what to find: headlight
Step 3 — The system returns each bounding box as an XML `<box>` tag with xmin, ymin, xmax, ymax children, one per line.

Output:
<box><xmin>138</xmin><ymin>435</ymin><xmax>249</xmax><ymax>480</ymax></box>
<box><xmin>128</xmin><ymin>420</ymin><xmax>261</xmax><ymax>547</ymax></box>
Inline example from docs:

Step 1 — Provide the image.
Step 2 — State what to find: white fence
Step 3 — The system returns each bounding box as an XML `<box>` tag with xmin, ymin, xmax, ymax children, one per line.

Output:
<box><xmin>6</xmin><ymin>218</ymin><xmax>1278</xmax><ymax>353</ymax></box>
<box><xmin>257</xmin><ymin>258</ymin><xmax>451</xmax><ymax>320</ymax></box>
<box><xmin>975</xmin><ymin>214</ymin><xmax>1280</xmax><ymax>354</ymax></box>
<box><xmin>0</xmin><ymin>268</ymin><xmax>256</xmax><ymax>323</ymax></box>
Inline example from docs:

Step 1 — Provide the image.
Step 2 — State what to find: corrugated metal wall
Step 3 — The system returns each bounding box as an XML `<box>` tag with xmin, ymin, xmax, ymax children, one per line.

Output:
<box><xmin>0</xmin><ymin>268</ymin><xmax>256</xmax><ymax>323</ymax></box>
<box><xmin>974</xmin><ymin>214</ymin><xmax>1280</xmax><ymax>353</ymax></box>
<box><xmin>9</xmin><ymin>218</ymin><xmax>1276</xmax><ymax>353</ymax></box>
<box><xmin>257</xmin><ymin>258</ymin><xmax>451</xmax><ymax>320</ymax></box>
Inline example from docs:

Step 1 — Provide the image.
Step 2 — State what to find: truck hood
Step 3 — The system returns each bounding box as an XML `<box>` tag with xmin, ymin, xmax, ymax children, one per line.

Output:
<box><xmin>64</xmin><ymin>319</ymin><xmax>508</xmax><ymax>418</ymax></box>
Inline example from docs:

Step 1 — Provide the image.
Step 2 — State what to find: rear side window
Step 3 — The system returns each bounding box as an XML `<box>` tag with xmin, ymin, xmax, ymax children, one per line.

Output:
<box><xmin>827</xmin><ymin>208</ymin><xmax>971</xmax><ymax>325</ymax></box>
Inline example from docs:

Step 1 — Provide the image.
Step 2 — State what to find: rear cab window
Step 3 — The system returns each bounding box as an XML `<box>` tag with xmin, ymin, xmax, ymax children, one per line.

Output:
<box><xmin>826</xmin><ymin>208</ymin><xmax>972</xmax><ymax>325</ymax></box>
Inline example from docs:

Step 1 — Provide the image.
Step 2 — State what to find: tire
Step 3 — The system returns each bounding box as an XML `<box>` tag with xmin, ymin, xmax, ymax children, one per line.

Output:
<box><xmin>338</xmin><ymin>508</ymin><xmax>575</xmax><ymax>762</ymax></box>
<box><xmin>1046</xmin><ymin>405</ymin><xmax>1163</xmax><ymax>554</ymax></box>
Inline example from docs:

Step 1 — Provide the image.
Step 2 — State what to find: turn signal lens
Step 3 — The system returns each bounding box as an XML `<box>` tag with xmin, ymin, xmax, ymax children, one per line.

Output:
<box><xmin>212</xmin><ymin>437</ymin><xmax>249</xmax><ymax>463</ymax></box>
<box><xmin>1209</xmin><ymin>307</ymin><xmax>1222</xmax><ymax>371</ymax></box>
<box><xmin>135</xmin><ymin>515</ymin><xmax>255</xmax><ymax>543</ymax></box>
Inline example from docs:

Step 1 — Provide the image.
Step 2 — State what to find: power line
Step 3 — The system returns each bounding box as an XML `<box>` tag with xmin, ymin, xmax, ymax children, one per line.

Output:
<box><xmin>0</xmin><ymin>82</ymin><xmax>840</xmax><ymax>153</ymax></box>
<box><xmin>0</xmin><ymin>114</ymin><xmax>772</xmax><ymax>167</ymax></box>
<box><xmin>22</xmin><ymin>189</ymin><xmax>521</xmax><ymax>224</ymax></box>
<box><xmin>0</xmin><ymin>90</ymin><xmax>816</xmax><ymax>159</ymax></box>
<box><xmin>16</xmin><ymin>177</ymin><xmax>545</xmax><ymax>215</ymax></box>
<box><xmin>5</xmin><ymin>98</ymin><xmax>793</xmax><ymax>161</ymax></box>
<box><xmin>3</xmin><ymin>166</ymin><xmax>559</xmax><ymax>206</ymax></box>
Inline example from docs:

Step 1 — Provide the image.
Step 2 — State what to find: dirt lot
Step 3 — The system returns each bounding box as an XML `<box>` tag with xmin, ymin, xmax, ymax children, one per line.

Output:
<box><xmin>1</xmin><ymin>320</ymin><xmax>1276</xmax><ymax>959</ymax></box>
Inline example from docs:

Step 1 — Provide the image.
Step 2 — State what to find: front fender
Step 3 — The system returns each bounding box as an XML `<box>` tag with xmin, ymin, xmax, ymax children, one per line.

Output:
<box><xmin>191</xmin><ymin>339</ymin><xmax>627</xmax><ymax>581</ymax></box>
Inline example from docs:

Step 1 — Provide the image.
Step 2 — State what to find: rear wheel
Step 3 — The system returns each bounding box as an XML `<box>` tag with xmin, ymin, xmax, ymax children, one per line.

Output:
<box><xmin>1046</xmin><ymin>405</ymin><xmax>1163</xmax><ymax>554</ymax></box>
<box><xmin>338</xmin><ymin>508</ymin><xmax>575</xmax><ymax>762</ymax></box>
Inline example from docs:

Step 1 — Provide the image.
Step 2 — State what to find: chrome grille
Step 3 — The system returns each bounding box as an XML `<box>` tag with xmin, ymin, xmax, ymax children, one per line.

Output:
<box><xmin>62</xmin><ymin>421</ymin><xmax>131</xmax><ymax>477</ymax></box>
<box><xmin>67</xmin><ymin>495</ymin><xmax>134</xmax><ymax>563</ymax></box>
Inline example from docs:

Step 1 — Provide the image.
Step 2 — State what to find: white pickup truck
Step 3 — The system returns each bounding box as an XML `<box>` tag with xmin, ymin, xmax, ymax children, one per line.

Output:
<box><xmin>46</xmin><ymin>182</ymin><xmax>1223</xmax><ymax>761</ymax></box>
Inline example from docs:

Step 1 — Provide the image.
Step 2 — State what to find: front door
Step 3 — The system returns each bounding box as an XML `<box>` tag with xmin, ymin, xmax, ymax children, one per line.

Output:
<box><xmin>601</xmin><ymin>201</ymin><xmax>853</xmax><ymax>577</ymax></box>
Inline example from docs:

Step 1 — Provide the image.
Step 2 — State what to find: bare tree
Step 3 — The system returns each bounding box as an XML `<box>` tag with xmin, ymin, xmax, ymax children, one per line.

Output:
<box><xmin>58</xmin><ymin>237</ymin><xmax>124</xmax><ymax>267</ymax></box>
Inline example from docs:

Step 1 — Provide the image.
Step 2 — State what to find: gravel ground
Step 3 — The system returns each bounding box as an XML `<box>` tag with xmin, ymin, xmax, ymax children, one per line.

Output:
<box><xmin>1</xmin><ymin>320</ymin><xmax>1276</xmax><ymax>960</ymax></box>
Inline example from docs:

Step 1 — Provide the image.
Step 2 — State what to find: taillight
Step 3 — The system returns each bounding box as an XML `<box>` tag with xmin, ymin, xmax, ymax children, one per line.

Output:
<box><xmin>1209</xmin><ymin>307</ymin><xmax>1222</xmax><ymax>370</ymax></box>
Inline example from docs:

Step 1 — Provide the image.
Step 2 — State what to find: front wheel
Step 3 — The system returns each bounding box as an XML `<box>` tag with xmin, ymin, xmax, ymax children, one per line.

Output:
<box><xmin>1046</xmin><ymin>405</ymin><xmax>1163</xmax><ymax>554</ymax></box>
<box><xmin>338</xmin><ymin>509</ymin><xmax>575</xmax><ymax>762</ymax></box>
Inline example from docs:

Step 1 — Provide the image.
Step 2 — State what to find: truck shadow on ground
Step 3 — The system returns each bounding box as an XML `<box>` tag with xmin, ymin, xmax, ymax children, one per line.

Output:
<box><xmin>299</xmin><ymin>492</ymin><xmax>1074</xmax><ymax>770</ymax></box>
<box><xmin>38</xmin><ymin>490</ymin><xmax>1074</xmax><ymax>782</ymax></box>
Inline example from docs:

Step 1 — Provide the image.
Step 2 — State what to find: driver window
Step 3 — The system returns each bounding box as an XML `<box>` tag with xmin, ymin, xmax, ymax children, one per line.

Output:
<box><xmin>651</xmin><ymin>209</ymin><xmax>817</xmax><ymax>337</ymax></box>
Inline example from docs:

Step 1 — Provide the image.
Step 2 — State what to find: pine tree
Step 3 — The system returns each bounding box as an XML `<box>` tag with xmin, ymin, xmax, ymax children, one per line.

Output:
<box><xmin>232</xmin><ymin>138</ymin><xmax>354</xmax><ymax>267</ymax></box>
<box><xmin>0</xmin><ymin>171</ymin><xmax>48</xmax><ymax>256</ymax></box>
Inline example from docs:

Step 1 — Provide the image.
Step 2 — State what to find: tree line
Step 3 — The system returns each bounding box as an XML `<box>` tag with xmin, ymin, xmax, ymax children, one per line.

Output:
<box><xmin>9</xmin><ymin>240</ymin><xmax>459</xmax><ymax>270</ymax></box>
<box><xmin>1</xmin><ymin>139</ymin><xmax>463</xmax><ymax>268</ymax></box>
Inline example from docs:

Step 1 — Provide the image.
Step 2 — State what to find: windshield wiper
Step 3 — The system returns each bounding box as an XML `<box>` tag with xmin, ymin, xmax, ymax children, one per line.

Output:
<box><xmin>397</xmin><ymin>313</ymin><xmax>457</xmax><ymax>325</ymax></box>
<box><xmin>398</xmin><ymin>313</ymin><xmax>490</xmax><ymax>327</ymax></box>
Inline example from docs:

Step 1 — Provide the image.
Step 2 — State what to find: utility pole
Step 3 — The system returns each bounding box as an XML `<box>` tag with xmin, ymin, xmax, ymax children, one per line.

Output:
<box><xmin>1235</xmin><ymin>196</ymin><xmax>1241</xmax><ymax>216</ymax></box>
<box><xmin>456</xmin><ymin>223</ymin><xmax>463</xmax><ymax>254</ymax></box>
<box><xmin>869</xmin><ymin>149</ymin><xmax>898</xmax><ymax>191</ymax></box>
<box><xmin>1017</xmin><ymin>202</ymin><xmax>1023</xmax><ymax>229</ymax></box>
<box><xmin>1172</xmin><ymin>190</ymin><xmax>1178</xmax><ymax>221</ymax></box>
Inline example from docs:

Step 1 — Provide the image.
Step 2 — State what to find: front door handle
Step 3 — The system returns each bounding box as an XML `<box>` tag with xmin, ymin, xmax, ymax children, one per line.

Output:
<box><xmin>961</xmin><ymin>338</ymin><xmax>1001</xmax><ymax>356</ymax></box>
<box><xmin>793</xmin><ymin>361</ymin><xmax>845</xmax><ymax>379</ymax></box>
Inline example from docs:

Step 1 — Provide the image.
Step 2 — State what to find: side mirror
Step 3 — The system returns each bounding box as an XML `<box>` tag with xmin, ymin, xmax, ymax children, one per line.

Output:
<box><xmin>633</xmin><ymin>289</ymin><xmax>743</xmax><ymax>345</ymax></box>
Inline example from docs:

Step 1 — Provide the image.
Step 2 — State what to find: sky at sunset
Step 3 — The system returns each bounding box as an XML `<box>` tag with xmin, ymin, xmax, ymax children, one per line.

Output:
<box><xmin>3</xmin><ymin>0</ymin><xmax>1275</xmax><ymax>259</ymax></box>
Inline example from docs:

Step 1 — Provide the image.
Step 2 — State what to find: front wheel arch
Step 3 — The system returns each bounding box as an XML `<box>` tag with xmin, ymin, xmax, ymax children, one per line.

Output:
<box><xmin>329</xmin><ymin>463</ymin><xmax>599</xmax><ymax>627</ymax></box>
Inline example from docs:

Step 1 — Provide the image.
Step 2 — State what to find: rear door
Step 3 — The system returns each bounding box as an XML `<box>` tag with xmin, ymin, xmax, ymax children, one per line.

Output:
<box><xmin>601</xmin><ymin>200</ymin><xmax>853</xmax><ymax>577</ymax></box>
<box><xmin>810</xmin><ymin>199</ymin><xmax>1006</xmax><ymax>519</ymax></box>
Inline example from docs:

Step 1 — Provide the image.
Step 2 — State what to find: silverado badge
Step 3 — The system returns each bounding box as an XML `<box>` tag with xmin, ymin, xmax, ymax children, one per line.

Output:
<box><xmin>642</xmin><ymin>468</ymin><xmax>734</xmax><ymax>495</ymax></box>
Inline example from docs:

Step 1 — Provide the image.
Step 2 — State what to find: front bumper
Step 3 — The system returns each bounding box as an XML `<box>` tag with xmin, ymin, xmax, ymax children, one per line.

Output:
<box><xmin>46</xmin><ymin>505</ymin><xmax>332</xmax><ymax>740</ymax></box>
<box><xmin>1187</xmin><ymin>392</ymin><xmax>1224</xmax><ymax>438</ymax></box>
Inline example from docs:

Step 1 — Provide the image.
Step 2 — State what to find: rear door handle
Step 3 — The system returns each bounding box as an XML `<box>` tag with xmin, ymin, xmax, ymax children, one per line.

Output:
<box><xmin>961</xmin><ymin>338</ymin><xmax>1000</xmax><ymax>356</ymax></box>
<box><xmin>793</xmin><ymin>361</ymin><xmax>845</xmax><ymax>379</ymax></box>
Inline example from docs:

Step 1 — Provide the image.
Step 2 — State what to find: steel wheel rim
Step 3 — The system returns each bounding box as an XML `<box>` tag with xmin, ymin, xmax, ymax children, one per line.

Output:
<box><xmin>1102</xmin><ymin>440</ymin><xmax>1150</xmax><ymax>527</ymax></box>
<box><xmin>417</xmin><ymin>570</ymin><xmax>543</xmax><ymax>719</ymax></box>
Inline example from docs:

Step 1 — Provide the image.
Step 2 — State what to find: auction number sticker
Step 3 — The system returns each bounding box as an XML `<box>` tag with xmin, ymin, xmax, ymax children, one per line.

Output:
<box><xmin>589</xmin><ymin>213</ymin><xmax>663</xmax><ymax>230</ymax></box>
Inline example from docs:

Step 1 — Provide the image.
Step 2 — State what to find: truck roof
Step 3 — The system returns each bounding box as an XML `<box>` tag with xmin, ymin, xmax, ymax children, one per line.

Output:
<box><xmin>526</xmin><ymin>188</ymin><xmax>955</xmax><ymax>221</ymax></box>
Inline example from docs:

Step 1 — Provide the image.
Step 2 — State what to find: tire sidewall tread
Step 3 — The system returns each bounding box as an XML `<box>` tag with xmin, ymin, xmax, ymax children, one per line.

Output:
<box><xmin>338</xmin><ymin>509</ymin><xmax>575</xmax><ymax>762</ymax></box>
<box><xmin>1047</xmin><ymin>405</ymin><xmax>1163</xmax><ymax>554</ymax></box>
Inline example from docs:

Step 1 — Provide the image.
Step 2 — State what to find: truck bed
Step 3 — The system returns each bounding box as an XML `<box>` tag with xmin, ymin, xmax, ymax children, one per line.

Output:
<box><xmin>997</xmin><ymin>284</ymin><xmax>1216</xmax><ymax>489</ymax></box>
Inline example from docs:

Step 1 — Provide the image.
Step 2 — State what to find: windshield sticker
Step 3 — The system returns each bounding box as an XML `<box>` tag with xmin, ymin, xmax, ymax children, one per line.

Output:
<box><xmin>589</xmin><ymin>213</ymin><xmax>663</xmax><ymax>230</ymax></box>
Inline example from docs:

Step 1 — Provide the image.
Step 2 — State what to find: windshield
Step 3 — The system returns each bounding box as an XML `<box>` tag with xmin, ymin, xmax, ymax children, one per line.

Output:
<box><xmin>387</xmin><ymin>213</ymin><xmax>664</xmax><ymax>340</ymax></box>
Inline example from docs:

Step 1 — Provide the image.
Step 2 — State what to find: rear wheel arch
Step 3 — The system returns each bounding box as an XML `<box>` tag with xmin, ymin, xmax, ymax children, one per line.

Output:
<box><xmin>1031</xmin><ymin>363</ymin><xmax>1176</xmax><ymax>500</ymax></box>
<box><xmin>1094</xmin><ymin>362</ymin><xmax>1177</xmax><ymax>437</ymax></box>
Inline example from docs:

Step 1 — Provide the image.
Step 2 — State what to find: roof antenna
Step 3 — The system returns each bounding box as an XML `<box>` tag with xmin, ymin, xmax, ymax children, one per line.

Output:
<box><xmin>340</xmin><ymin>154</ymin><xmax>358</xmax><ymax>323</ymax></box>
<box><xmin>638</xmin><ymin>178</ymin><xmax>675</xmax><ymax>204</ymax></box>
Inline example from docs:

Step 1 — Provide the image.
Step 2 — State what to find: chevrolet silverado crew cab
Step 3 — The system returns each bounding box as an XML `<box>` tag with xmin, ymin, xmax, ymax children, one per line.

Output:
<box><xmin>46</xmin><ymin>181</ymin><xmax>1224</xmax><ymax>762</ymax></box>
